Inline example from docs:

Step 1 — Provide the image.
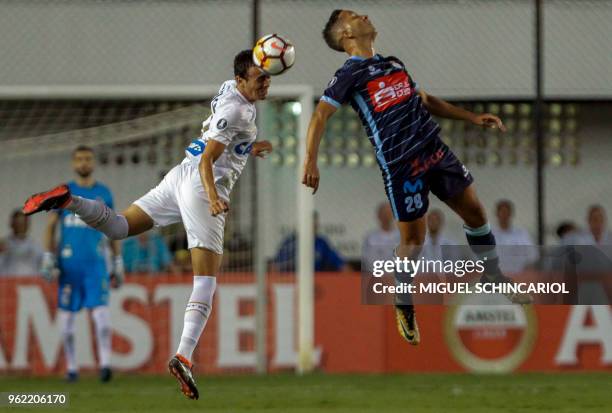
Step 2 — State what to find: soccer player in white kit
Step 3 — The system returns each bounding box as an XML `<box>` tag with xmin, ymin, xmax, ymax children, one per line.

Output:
<box><xmin>23</xmin><ymin>50</ymin><xmax>273</xmax><ymax>400</ymax></box>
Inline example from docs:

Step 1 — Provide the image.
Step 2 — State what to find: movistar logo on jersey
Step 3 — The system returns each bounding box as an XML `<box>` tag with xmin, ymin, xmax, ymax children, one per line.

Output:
<box><xmin>234</xmin><ymin>142</ymin><xmax>253</xmax><ymax>156</ymax></box>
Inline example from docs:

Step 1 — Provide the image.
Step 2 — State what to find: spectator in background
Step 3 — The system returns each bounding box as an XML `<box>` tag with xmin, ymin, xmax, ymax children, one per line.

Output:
<box><xmin>492</xmin><ymin>199</ymin><xmax>536</xmax><ymax>274</ymax></box>
<box><xmin>122</xmin><ymin>231</ymin><xmax>173</xmax><ymax>274</ymax></box>
<box><xmin>167</xmin><ymin>224</ymin><xmax>192</xmax><ymax>273</ymax></box>
<box><xmin>362</xmin><ymin>202</ymin><xmax>400</xmax><ymax>272</ymax></box>
<box><xmin>556</xmin><ymin>221</ymin><xmax>578</xmax><ymax>245</ymax></box>
<box><xmin>272</xmin><ymin>212</ymin><xmax>346</xmax><ymax>272</ymax></box>
<box><xmin>583</xmin><ymin>205</ymin><xmax>610</xmax><ymax>245</ymax></box>
<box><xmin>223</xmin><ymin>230</ymin><xmax>253</xmax><ymax>271</ymax></box>
<box><xmin>0</xmin><ymin>209</ymin><xmax>43</xmax><ymax>276</ymax></box>
<box><xmin>422</xmin><ymin>209</ymin><xmax>460</xmax><ymax>261</ymax></box>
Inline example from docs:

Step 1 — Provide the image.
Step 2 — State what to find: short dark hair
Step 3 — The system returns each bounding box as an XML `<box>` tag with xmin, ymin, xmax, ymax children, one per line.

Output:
<box><xmin>322</xmin><ymin>10</ymin><xmax>344</xmax><ymax>52</ymax></box>
<box><xmin>496</xmin><ymin>199</ymin><xmax>514</xmax><ymax>214</ymax></box>
<box><xmin>234</xmin><ymin>49</ymin><xmax>256</xmax><ymax>79</ymax></box>
<box><xmin>556</xmin><ymin>221</ymin><xmax>576</xmax><ymax>239</ymax></box>
<box><xmin>72</xmin><ymin>145</ymin><xmax>94</xmax><ymax>157</ymax></box>
<box><xmin>11</xmin><ymin>208</ymin><xmax>25</xmax><ymax>221</ymax></box>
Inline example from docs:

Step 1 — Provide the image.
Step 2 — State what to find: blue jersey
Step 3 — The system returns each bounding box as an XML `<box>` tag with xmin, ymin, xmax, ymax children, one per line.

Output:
<box><xmin>321</xmin><ymin>55</ymin><xmax>441</xmax><ymax>181</ymax></box>
<box><xmin>58</xmin><ymin>181</ymin><xmax>114</xmax><ymax>264</ymax></box>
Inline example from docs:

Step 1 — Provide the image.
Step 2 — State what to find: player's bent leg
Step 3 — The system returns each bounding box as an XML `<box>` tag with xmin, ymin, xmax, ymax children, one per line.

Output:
<box><xmin>444</xmin><ymin>185</ymin><xmax>532</xmax><ymax>304</ymax></box>
<box><xmin>122</xmin><ymin>204</ymin><xmax>155</xmax><ymax>237</ymax></box>
<box><xmin>169</xmin><ymin>247</ymin><xmax>221</xmax><ymax>400</ymax></box>
<box><xmin>443</xmin><ymin>184</ymin><xmax>487</xmax><ymax>228</ymax></box>
<box><xmin>394</xmin><ymin>218</ymin><xmax>427</xmax><ymax>346</ymax></box>
<box><xmin>445</xmin><ymin>184</ymin><xmax>500</xmax><ymax>277</ymax></box>
<box><xmin>23</xmin><ymin>184</ymin><xmax>138</xmax><ymax>240</ymax></box>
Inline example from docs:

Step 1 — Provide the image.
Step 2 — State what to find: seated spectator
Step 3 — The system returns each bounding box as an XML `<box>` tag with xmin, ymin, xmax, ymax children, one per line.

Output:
<box><xmin>362</xmin><ymin>202</ymin><xmax>399</xmax><ymax>272</ymax></box>
<box><xmin>223</xmin><ymin>230</ymin><xmax>253</xmax><ymax>271</ymax></box>
<box><xmin>0</xmin><ymin>209</ymin><xmax>43</xmax><ymax>276</ymax></box>
<box><xmin>492</xmin><ymin>199</ymin><xmax>537</xmax><ymax>274</ymax></box>
<box><xmin>122</xmin><ymin>231</ymin><xmax>173</xmax><ymax>274</ymax></box>
<box><xmin>556</xmin><ymin>221</ymin><xmax>578</xmax><ymax>245</ymax></box>
<box><xmin>166</xmin><ymin>224</ymin><xmax>192</xmax><ymax>273</ymax></box>
<box><xmin>572</xmin><ymin>204</ymin><xmax>611</xmax><ymax>245</ymax></box>
<box><xmin>422</xmin><ymin>208</ymin><xmax>461</xmax><ymax>262</ymax></box>
<box><xmin>167</xmin><ymin>224</ymin><xmax>189</xmax><ymax>255</ymax></box>
<box><xmin>272</xmin><ymin>212</ymin><xmax>346</xmax><ymax>272</ymax></box>
<box><xmin>173</xmin><ymin>249</ymin><xmax>193</xmax><ymax>274</ymax></box>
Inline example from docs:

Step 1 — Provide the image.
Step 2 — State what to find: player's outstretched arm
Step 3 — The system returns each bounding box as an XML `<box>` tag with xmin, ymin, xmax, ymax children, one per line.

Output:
<box><xmin>199</xmin><ymin>139</ymin><xmax>229</xmax><ymax>216</ymax></box>
<box><xmin>419</xmin><ymin>90</ymin><xmax>506</xmax><ymax>132</ymax></box>
<box><xmin>302</xmin><ymin>101</ymin><xmax>337</xmax><ymax>194</ymax></box>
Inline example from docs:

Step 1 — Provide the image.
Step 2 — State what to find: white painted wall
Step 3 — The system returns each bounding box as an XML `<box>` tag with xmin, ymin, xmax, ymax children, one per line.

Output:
<box><xmin>1</xmin><ymin>1</ymin><xmax>610</xmax><ymax>98</ymax></box>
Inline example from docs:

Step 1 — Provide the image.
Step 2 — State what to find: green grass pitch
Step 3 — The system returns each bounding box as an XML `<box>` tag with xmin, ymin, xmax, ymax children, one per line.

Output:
<box><xmin>2</xmin><ymin>373</ymin><xmax>611</xmax><ymax>412</ymax></box>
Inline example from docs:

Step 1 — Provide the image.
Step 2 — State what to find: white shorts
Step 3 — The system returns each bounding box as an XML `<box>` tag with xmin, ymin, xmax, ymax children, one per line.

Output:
<box><xmin>134</xmin><ymin>160</ymin><xmax>225</xmax><ymax>255</ymax></box>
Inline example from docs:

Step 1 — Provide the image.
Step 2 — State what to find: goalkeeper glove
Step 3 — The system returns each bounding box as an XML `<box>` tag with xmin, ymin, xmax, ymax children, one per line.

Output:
<box><xmin>41</xmin><ymin>252</ymin><xmax>59</xmax><ymax>282</ymax></box>
<box><xmin>110</xmin><ymin>255</ymin><xmax>125</xmax><ymax>288</ymax></box>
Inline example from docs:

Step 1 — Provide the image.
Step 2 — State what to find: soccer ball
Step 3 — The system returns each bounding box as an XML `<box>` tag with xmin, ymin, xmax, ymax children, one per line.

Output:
<box><xmin>252</xmin><ymin>34</ymin><xmax>295</xmax><ymax>76</ymax></box>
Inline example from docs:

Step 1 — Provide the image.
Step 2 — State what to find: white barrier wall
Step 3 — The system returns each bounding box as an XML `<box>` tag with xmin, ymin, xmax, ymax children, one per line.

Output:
<box><xmin>0</xmin><ymin>1</ymin><xmax>610</xmax><ymax>98</ymax></box>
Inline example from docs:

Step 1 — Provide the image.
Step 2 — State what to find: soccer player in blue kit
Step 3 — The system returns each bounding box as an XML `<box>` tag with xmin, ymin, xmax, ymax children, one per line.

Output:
<box><xmin>42</xmin><ymin>146</ymin><xmax>124</xmax><ymax>382</ymax></box>
<box><xmin>302</xmin><ymin>10</ymin><xmax>531</xmax><ymax>346</ymax></box>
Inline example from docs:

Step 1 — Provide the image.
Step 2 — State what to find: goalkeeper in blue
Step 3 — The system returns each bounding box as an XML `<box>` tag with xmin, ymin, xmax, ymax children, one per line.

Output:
<box><xmin>302</xmin><ymin>10</ymin><xmax>532</xmax><ymax>346</ymax></box>
<box><xmin>41</xmin><ymin>146</ymin><xmax>124</xmax><ymax>382</ymax></box>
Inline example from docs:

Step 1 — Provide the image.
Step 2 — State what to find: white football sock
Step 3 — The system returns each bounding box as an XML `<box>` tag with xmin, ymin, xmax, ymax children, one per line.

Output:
<box><xmin>176</xmin><ymin>276</ymin><xmax>216</xmax><ymax>363</ymax></box>
<box><xmin>58</xmin><ymin>310</ymin><xmax>77</xmax><ymax>373</ymax></box>
<box><xmin>92</xmin><ymin>306</ymin><xmax>112</xmax><ymax>368</ymax></box>
<box><xmin>66</xmin><ymin>196</ymin><xmax>129</xmax><ymax>240</ymax></box>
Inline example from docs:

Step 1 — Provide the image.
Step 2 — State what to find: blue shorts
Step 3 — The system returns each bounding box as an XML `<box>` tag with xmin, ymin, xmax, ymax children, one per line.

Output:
<box><xmin>57</xmin><ymin>260</ymin><xmax>110</xmax><ymax>312</ymax></box>
<box><xmin>385</xmin><ymin>138</ymin><xmax>473</xmax><ymax>222</ymax></box>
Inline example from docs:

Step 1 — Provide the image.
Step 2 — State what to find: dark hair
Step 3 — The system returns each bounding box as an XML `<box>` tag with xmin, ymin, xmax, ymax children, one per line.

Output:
<box><xmin>322</xmin><ymin>9</ymin><xmax>344</xmax><ymax>52</ymax></box>
<box><xmin>234</xmin><ymin>49</ymin><xmax>256</xmax><ymax>79</ymax></box>
<box><xmin>556</xmin><ymin>221</ymin><xmax>576</xmax><ymax>239</ymax></box>
<box><xmin>496</xmin><ymin>199</ymin><xmax>514</xmax><ymax>214</ymax></box>
<box><xmin>11</xmin><ymin>208</ymin><xmax>25</xmax><ymax>221</ymax></box>
<box><xmin>72</xmin><ymin>145</ymin><xmax>94</xmax><ymax>156</ymax></box>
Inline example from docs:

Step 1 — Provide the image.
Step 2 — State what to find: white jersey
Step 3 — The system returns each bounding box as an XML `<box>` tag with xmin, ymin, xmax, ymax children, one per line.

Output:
<box><xmin>0</xmin><ymin>236</ymin><xmax>43</xmax><ymax>276</ymax></box>
<box><xmin>184</xmin><ymin>80</ymin><xmax>257</xmax><ymax>200</ymax></box>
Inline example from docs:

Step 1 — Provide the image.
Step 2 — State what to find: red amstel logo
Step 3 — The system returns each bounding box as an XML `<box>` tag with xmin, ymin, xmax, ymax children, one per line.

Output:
<box><xmin>445</xmin><ymin>302</ymin><xmax>537</xmax><ymax>373</ymax></box>
<box><xmin>367</xmin><ymin>71</ymin><xmax>413</xmax><ymax>112</ymax></box>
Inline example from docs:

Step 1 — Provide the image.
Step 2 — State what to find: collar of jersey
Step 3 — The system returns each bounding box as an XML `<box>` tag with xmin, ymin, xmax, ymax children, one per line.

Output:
<box><xmin>234</xmin><ymin>86</ymin><xmax>252</xmax><ymax>105</ymax></box>
<box><xmin>348</xmin><ymin>54</ymin><xmax>381</xmax><ymax>62</ymax></box>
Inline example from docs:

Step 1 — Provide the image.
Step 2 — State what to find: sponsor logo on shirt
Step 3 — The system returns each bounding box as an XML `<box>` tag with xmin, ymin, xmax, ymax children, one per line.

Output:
<box><xmin>234</xmin><ymin>141</ymin><xmax>253</xmax><ymax>156</ymax></box>
<box><xmin>366</xmin><ymin>71</ymin><xmax>413</xmax><ymax>113</ymax></box>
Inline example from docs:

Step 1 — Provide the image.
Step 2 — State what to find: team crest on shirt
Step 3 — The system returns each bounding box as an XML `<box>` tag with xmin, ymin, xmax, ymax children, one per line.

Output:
<box><xmin>366</xmin><ymin>71</ymin><xmax>413</xmax><ymax>112</ymax></box>
<box><xmin>217</xmin><ymin>118</ymin><xmax>228</xmax><ymax>130</ymax></box>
